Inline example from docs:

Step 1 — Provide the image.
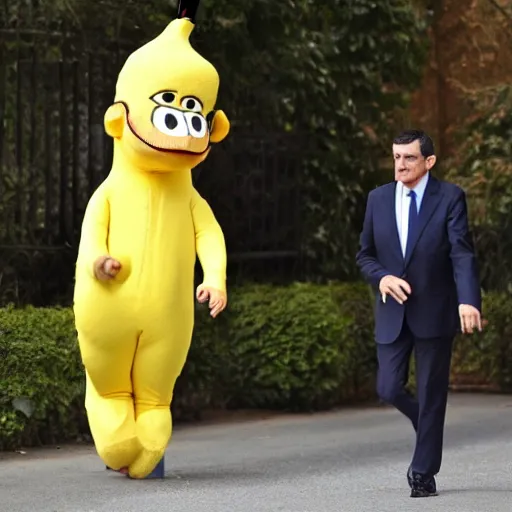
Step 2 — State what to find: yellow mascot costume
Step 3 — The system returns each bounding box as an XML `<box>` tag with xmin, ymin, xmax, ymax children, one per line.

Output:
<box><xmin>73</xmin><ymin>0</ymin><xmax>230</xmax><ymax>479</ymax></box>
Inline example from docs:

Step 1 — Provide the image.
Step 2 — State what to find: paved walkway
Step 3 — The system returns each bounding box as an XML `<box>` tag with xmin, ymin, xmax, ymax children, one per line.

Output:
<box><xmin>1</xmin><ymin>393</ymin><xmax>511</xmax><ymax>511</ymax></box>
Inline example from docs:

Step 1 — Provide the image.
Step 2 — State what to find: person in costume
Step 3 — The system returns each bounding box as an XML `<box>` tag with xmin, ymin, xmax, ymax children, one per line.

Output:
<box><xmin>73</xmin><ymin>0</ymin><xmax>230</xmax><ymax>479</ymax></box>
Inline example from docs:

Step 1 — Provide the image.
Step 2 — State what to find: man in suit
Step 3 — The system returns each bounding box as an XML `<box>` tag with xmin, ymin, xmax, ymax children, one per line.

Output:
<box><xmin>355</xmin><ymin>129</ymin><xmax>482</xmax><ymax>498</ymax></box>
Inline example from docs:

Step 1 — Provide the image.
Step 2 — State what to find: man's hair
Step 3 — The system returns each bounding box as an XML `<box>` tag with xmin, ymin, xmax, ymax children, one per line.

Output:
<box><xmin>393</xmin><ymin>129</ymin><xmax>435</xmax><ymax>158</ymax></box>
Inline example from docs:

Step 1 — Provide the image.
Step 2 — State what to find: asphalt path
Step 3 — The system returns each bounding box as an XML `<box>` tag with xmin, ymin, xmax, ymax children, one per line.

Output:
<box><xmin>0</xmin><ymin>393</ymin><xmax>511</xmax><ymax>512</ymax></box>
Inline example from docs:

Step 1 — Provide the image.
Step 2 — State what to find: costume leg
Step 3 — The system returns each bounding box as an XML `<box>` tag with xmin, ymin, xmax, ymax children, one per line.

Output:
<box><xmin>127</xmin><ymin>313</ymin><xmax>194</xmax><ymax>479</ymax></box>
<box><xmin>77</xmin><ymin>322</ymin><xmax>141</xmax><ymax>470</ymax></box>
<box><xmin>376</xmin><ymin>323</ymin><xmax>419</xmax><ymax>430</ymax></box>
<box><xmin>410</xmin><ymin>336</ymin><xmax>453</xmax><ymax>476</ymax></box>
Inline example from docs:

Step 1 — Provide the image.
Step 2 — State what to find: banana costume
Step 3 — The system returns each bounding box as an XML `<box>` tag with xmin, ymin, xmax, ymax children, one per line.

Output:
<box><xmin>73</xmin><ymin>6</ymin><xmax>230</xmax><ymax>479</ymax></box>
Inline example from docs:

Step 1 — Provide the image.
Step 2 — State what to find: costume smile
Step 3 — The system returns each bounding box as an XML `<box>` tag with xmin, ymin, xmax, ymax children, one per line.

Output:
<box><xmin>121</xmin><ymin>101</ymin><xmax>211</xmax><ymax>155</ymax></box>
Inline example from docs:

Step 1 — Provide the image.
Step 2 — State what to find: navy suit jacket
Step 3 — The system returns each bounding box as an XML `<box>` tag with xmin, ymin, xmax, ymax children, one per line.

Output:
<box><xmin>355</xmin><ymin>176</ymin><xmax>481</xmax><ymax>344</ymax></box>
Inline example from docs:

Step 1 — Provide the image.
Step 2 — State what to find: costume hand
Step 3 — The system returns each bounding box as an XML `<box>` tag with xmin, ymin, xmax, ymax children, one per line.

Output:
<box><xmin>459</xmin><ymin>304</ymin><xmax>482</xmax><ymax>334</ymax></box>
<box><xmin>93</xmin><ymin>255</ymin><xmax>121</xmax><ymax>281</ymax></box>
<box><xmin>379</xmin><ymin>275</ymin><xmax>411</xmax><ymax>305</ymax></box>
<box><xmin>196</xmin><ymin>284</ymin><xmax>227</xmax><ymax>318</ymax></box>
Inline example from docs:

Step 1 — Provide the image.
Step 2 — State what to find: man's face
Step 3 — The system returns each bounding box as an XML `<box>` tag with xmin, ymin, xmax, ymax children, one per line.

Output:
<box><xmin>392</xmin><ymin>140</ymin><xmax>436</xmax><ymax>188</ymax></box>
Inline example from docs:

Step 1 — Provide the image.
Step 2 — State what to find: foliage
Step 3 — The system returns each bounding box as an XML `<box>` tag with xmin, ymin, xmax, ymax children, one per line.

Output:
<box><xmin>0</xmin><ymin>305</ymin><xmax>86</xmax><ymax>450</ymax></box>
<box><xmin>0</xmin><ymin>248</ymin><xmax>75</xmax><ymax>307</ymax></box>
<box><xmin>171</xmin><ymin>301</ymin><xmax>233</xmax><ymax>420</ymax></box>
<box><xmin>0</xmin><ymin>281</ymin><xmax>377</xmax><ymax>449</ymax></box>
<box><xmin>451</xmin><ymin>291</ymin><xmax>512</xmax><ymax>391</ymax></box>
<box><xmin>445</xmin><ymin>84</ymin><xmax>512</xmax><ymax>292</ymax></box>
<box><xmin>0</xmin><ymin>0</ymin><xmax>432</xmax><ymax>301</ymax></box>
<box><xmin>2</xmin><ymin>281</ymin><xmax>512</xmax><ymax>450</ymax></box>
<box><xmin>176</xmin><ymin>281</ymin><xmax>377</xmax><ymax>414</ymax></box>
<box><xmin>222</xmin><ymin>282</ymin><xmax>376</xmax><ymax>410</ymax></box>
<box><xmin>294</xmin><ymin>1</ymin><xmax>431</xmax><ymax>280</ymax></box>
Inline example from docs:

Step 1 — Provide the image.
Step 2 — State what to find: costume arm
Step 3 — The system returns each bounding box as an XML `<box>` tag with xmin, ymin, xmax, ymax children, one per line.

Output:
<box><xmin>355</xmin><ymin>191</ymin><xmax>390</xmax><ymax>288</ymax></box>
<box><xmin>76</xmin><ymin>183</ymin><xmax>110</xmax><ymax>279</ymax></box>
<box><xmin>447</xmin><ymin>189</ymin><xmax>482</xmax><ymax>310</ymax></box>
<box><xmin>191</xmin><ymin>188</ymin><xmax>227</xmax><ymax>292</ymax></box>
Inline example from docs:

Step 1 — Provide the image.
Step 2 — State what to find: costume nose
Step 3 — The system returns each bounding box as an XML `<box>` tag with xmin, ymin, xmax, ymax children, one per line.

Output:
<box><xmin>184</xmin><ymin>111</ymin><xmax>207</xmax><ymax>138</ymax></box>
<box><xmin>164</xmin><ymin>112</ymin><xmax>179</xmax><ymax>130</ymax></box>
<box><xmin>153</xmin><ymin>106</ymin><xmax>189</xmax><ymax>137</ymax></box>
<box><xmin>153</xmin><ymin>106</ymin><xmax>208</xmax><ymax>139</ymax></box>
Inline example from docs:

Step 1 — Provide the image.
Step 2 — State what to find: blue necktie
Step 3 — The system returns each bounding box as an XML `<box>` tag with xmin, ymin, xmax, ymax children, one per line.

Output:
<box><xmin>406</xmin><ymin>190</ymin><xmax>419</xmax><ymax>257</ymax></box>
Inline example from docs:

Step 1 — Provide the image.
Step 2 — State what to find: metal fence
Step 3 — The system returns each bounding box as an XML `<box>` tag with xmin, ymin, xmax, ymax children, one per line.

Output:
<box><xmin>0</xmin><ymin>28</ymin><xmax>305</xmax><ymax>305</ymax></box>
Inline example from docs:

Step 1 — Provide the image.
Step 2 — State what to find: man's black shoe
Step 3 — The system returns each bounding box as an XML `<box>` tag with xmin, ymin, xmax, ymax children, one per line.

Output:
<box><xmin>407</xmin><ymin>466</ymin><xmax>437</xmax><ymax>497</ymax></box>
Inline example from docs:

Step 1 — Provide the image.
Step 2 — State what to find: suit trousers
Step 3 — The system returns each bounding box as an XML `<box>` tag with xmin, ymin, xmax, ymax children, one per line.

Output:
<box><xmin>376</xmin><ymin>320</ymin><xmax>453</xmax><ymax>477</ymax></box>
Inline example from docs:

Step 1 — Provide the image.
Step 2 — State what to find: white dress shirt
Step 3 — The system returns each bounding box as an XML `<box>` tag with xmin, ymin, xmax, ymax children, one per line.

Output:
<box><xmin>395</xmin><ymin>172</ymin><xmax>430</xmax><ymax>257</ymax></box>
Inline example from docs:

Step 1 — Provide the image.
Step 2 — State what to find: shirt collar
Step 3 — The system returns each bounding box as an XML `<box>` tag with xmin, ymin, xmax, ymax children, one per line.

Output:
<box><xmin>400</xmin><ymin>171</ymin><xmax>430</xmax><ymax>200</ymax></box>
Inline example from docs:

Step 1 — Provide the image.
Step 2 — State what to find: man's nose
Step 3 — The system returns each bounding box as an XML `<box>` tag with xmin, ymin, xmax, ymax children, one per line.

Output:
<box><xmin>396</xmin><ymin>158</ymin><xmax>407</xmax><ymax>169</ymax></box>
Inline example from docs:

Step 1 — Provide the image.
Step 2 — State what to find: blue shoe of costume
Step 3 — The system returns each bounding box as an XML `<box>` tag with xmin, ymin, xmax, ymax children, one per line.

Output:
<box><xmin>142</xmin><ymin>457</ymin><xmax>165</xmax><ymax>479</ymax></box>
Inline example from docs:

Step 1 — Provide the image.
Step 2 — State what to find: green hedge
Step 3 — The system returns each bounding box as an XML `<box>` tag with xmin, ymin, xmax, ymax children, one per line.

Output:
<box><xmin>1</xmin><ymin>282</ymin><xmax>511</xmax><ymax>450</ymax></box>
<box><xmin>450</xmin><ymin>291</ymin><xmax>512</xmax><ymax>391</ymax></box>
<box><xmin>168</xmin><ymin>282</ymin><xmax>376</xmax><ymax>419</ymax></box>
<box><xmin>0</xmin><ymin>306</ymin><xmax>86</xmax><ymax>449</ymax></box>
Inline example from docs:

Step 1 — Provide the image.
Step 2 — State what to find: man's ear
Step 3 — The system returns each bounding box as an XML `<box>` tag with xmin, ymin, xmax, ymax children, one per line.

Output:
<box><xmin>209</xmin><ymin>110</ymin><xmax>230</xmax><ymax>143</ymax></box>
<box><xmin>426</xmin><ymin>155</ymin><xmax>437</xmax><ymax>170</ymax></box>
<box><xmin>104</xmin><ymin>103</ymin><xmax>126</xmax><ymax>139</ymax></box>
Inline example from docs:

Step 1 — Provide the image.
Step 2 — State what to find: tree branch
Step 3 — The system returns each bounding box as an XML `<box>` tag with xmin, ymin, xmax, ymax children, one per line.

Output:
<box><xmin>485</xmin><ymin>0</ymin><xmax>512</xmax><ymax>27</ymax></box>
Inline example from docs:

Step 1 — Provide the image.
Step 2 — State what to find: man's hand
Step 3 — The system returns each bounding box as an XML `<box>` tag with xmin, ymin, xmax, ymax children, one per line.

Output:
<box><xmin>196</xmin><ymin>284</ymin><xmax>227</xmax><ymax>318</ymax></box>
<box><xmin>93</xmin><ymin>255</ymin><xmax>121</xmax><ymax>281</ymax></box>
<box><xmin>379</xmin><ymin>275</ymin><xmax>412</xmax><ymax>305</ymax></box>
<box><xmin>458</xmin><ymin>304</ymin><xmax>482</xmax><ymax>334</ymax></box>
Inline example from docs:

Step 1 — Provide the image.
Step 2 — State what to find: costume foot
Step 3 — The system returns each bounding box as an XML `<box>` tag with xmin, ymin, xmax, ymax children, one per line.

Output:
<box><xmin>106</xmin><ymin>465</ymin><xmax>129</xmax><ymax>475</ymax></box>
<box><xmin>128</xmin><ymin>457</ymin><xmax>165</xmax><ymax>480</ymax></box>
<box><xmin>129</xmin><ymin>454</ymin><xmax>165</xmax><ymax>479</ymax></box>
<box><xmin>97</xmin><ymin>436</ymin><xmax>141</xmax><ymax>471</ymax></box>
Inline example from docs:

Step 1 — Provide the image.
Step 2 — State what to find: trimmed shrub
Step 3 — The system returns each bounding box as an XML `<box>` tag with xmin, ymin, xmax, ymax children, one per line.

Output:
<box><xmin>174</xmin><ymin>282</ymin><xmax>377</xmax><ymax>415</ymax></box>
<box><xmin>1</xmin><ymin>281</ymin><xmax>512</xmax><ymax>450</ymax></box>
<box><xmin>219</xmin><ymin>282</ymin><xmax>376</xmax><ymax>411</ymax></box>
<box><xmin>0</xmin><ymin>305</ymin><xmax>86</xmax><ymax>450</ymax></box>
<box><xmin>1</xmin><ymin>282</ymin><xmax>377</xmax><ymax>449</ymax></box>
<box><xmin>171</xmin><ymin>301</ymin><xmax>233</xmax><ymax>421</ymax></box>
<box><xmin>451</xmin><ymin>291</ymin><xmax>512</xmax><ymax>391</ymax></box>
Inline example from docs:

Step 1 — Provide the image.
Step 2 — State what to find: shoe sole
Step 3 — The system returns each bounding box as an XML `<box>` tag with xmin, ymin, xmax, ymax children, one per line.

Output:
<box><xmin>410</xmin><ymin>489</ymin><xmax>438</xmax><ymax>498</ymax></box>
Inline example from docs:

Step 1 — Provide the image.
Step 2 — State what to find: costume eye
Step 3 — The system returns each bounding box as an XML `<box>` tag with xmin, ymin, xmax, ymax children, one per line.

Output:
<box><xmin>184</xmin><ymin>112</ymin><xmax>207</xmax><ymax>138</ymax></box>
<box><xmin>151</xmin><ymin>91</ymin><xmax>176</xmax><ymax>106</ymax></box>
<box><xmin>152</xmin><ymin>106</ymin><xmax>188</xmax><ymax>136</ymax></box>
<box><xmin>181</xmin><ymin>96</ymin><xmax>203</xmax><ymax>113</ymax></box>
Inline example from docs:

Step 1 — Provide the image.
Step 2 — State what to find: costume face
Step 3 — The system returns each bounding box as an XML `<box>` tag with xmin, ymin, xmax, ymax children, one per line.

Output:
<box><xmin>392</xmin><ymin>140</ymin><xmax>436</xmax><ymax>188</ymax></box>
<box><xmin>104</xmin><ymin>19</ymin><xmax>230</xmax><ymax>172</ymax></box>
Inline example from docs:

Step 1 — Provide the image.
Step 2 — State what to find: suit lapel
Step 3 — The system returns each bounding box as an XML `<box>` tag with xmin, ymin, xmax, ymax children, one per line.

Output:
<box><xmin>404</xmin><ymin>176</ymin><xmax>442</xmax><ymax>267</ymax></box>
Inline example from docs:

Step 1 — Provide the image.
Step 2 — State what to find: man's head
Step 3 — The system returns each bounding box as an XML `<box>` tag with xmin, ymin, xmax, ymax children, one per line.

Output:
<box><xmin>392</xmin><ymin>130</ymin><xmax>436</xmax><ymax>188</ymax></box>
